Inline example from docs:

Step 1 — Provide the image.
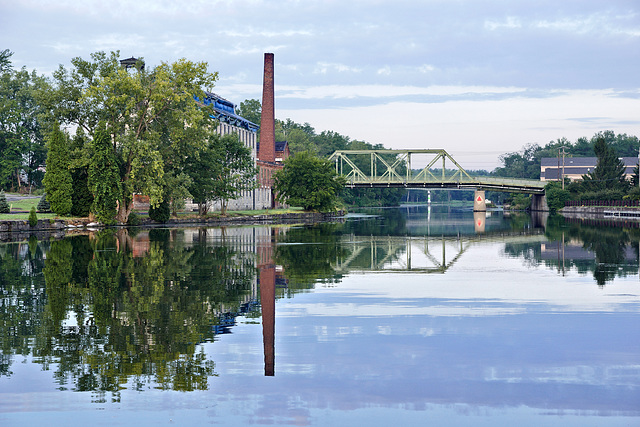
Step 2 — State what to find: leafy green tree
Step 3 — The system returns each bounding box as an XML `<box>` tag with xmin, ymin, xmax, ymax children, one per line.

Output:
<box><xmin>216</xmin><ymin>134</ymin><xmax>257</xmax><ymax>214</ymax></box>
<box><xmin>149</xmin><ymin>200</ymin><xmax>171</xmax><ymax>222</ymax></box>
<box><xmin>594</xmin><ymin>130</ymin><xmax>640</xmax><ymax>157</ymax></box>
<box><xmin>88</xmin><ymin>123</ymin><xmax>121</xmax><ymax>224</ymax></box>
<box><xmin>235</xmin><ymin>98</ymin><xmax>261</xmax><ymax>125</ymax></box>
<box><xmin>491</xmin><ymin>131</ymin><xmax>639</xmax><ymax>185</ymax></box>
<box><xmin>164</xmin><ymin>172</ymin><xmax>192</xmax><ymax>216</ymax></box>
<box><xmin>312</xmin><ymin>130</ymin><xmax>351</xmax><ymax>157</ymax></box>
<box><xmin>267</xmin><ymin>115</ymin><xmax>405</xmax><ymax>207</ymax></box>
<box><xmin>508</xmin><ymin>193</ymin><xmax>531</xmax><ymax>210</ymax></box>
<box><xmin>341</xmin><ymin>187</ymin><xmax>404</xmax><ymax>207</ymax></box>
<box><xmin>44</xmin><ymin>51</ymin><xmax>219</xmax><ymax>223</ymax></box>
<box><xmin>493</xmin><ymin>143</ymin><xmax>543</xmax><ymax>179</ymax></box>
<box><xmin>571</xmin><ymin>136</ymin><xmax>592</xmax><ymax>156</ymax></box>
<box><xmin>282</xmin><ymin>126</ymin><xmax>316</xmax><ymax>154</ymax></box>
<box><xmin>0</xmin><ymin>52</ymin><xmax>48</xmax><ymax>191</ymax></box>
<box><xmin>273</xmin><ymin>151</ymin><xmax>347</xmax><ymax>211</ymax></box>
<box><xmin>186</xmin><ymin>137</ymin><xmax>222</xmax><ymax>215</ymax></box>
<box><xmin>545</xmin><ymin>181</ymin><xmax>571</xmax><ymax>213</ymax></box>
<box><xmin>42</xmin><ymin>125</ymin><xmax>72</xmax><ymax>216</ymax></box>
<box><xmin>187</xmin><ymin>133</ymin><xmax>256</xmax><ymax>215</ymax></box>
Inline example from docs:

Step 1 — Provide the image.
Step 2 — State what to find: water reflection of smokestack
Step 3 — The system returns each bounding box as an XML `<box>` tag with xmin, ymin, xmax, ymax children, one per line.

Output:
<box><xmin>260</xmin><ymin>265</ymin><xmax>276</xmax><ymax>376</ymax></box>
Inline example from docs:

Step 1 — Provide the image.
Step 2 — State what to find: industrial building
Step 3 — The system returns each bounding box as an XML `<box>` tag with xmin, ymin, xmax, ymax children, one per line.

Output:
<box><xmin>540</xmin><ymin>157</ymin><xmax>638</xmax><ymax>182</ymax></box>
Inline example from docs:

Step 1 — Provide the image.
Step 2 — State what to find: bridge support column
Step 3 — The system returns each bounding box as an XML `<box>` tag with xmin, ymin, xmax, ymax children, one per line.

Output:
<box><xmin>473</xmin><ymin>190</ymin><xmax>486</xmax><ymax>212</ymax></box>
<box><xmin>530</xmin><ymin>194</ymin><xmax>549</xmax><ymax>212</ymax></box>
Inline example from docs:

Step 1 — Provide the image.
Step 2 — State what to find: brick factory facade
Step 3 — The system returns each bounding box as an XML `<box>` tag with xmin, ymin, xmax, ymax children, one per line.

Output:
<box><xmin>185</xmin><ymin>53</ymin><xmax>287</xmax><ymax>212</ymax></box>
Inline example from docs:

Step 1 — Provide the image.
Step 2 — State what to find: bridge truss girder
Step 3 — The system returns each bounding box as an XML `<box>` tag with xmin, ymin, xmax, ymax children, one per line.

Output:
<box><xmin>331</xmin><ymin>235</ymin><xmax>470</xmax><ymax>274</ymax></box>
<box><xmin>328</xmin><ymin>149</ymin><xmax>545</xmax><ymax>194</ymax></box>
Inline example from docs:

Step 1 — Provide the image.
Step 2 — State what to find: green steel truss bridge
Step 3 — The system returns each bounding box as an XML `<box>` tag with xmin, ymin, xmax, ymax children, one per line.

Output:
<box><xmin>328</xmin><ymin>149</ymin><xmax>546</xmax><ymax>194</ymax></box>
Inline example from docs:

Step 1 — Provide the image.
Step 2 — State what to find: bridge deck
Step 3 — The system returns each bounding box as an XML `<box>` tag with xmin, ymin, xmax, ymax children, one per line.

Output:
<box><xmin>343</xmin><ymin>176</ymin><xmax>545</xmax><ymax>193</ymax></box>
<box><xmin>330</xmin><ymin>149</ymin><xmax>546</xmax><ymax>194</ymax></box>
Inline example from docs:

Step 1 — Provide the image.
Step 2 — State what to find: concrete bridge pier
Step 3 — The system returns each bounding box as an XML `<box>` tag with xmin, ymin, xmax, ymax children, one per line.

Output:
<box><xmin>473</xmin><ymin>190</ymin><xmax>486</xmax><ymax>212</ymax></box>
<box><xmin>530</xmin><ymin>194</ymin><xmax>549</xmax><ymax>212</ymax></box>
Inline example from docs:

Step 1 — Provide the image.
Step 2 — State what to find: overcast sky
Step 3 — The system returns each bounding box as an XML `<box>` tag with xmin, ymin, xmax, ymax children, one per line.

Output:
<box><xmin>2</xmin><ymin>0</ymin><xmax>640</xmax><ymax>169</ymax></box>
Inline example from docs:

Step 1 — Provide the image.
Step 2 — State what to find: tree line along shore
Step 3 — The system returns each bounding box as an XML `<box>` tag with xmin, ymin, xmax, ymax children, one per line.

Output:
<box><xmin>2</xmin><ymin>49</ymin><xmax>638</xmax><ymax>220</ymax></box>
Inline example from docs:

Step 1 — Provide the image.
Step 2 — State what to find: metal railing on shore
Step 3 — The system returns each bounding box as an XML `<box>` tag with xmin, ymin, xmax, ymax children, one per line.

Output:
<box><xmin>565</xmin><ymin>200</ymin><xmax>640</xmax><ymax>208</ymax></box>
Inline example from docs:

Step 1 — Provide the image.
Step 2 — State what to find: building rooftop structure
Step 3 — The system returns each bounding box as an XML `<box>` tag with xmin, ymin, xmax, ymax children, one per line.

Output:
<box><xmin>198</xmin><ymin>91</ymin><xmax>260</xmax><ymax>132</ymax></box>
<box><xmin>119</xmin><ymin>56</ymin><xmax>144</xmax><ymax>70</ymax></box>
<box><xmin>540</xmin><ymin>156</ymin><xmax>638</xmax><ymax>181</ymax></box>
<box><xmin>257</xmin><ymin>140</ymin><xmax>290</xmax><ymax>163</ymax></box>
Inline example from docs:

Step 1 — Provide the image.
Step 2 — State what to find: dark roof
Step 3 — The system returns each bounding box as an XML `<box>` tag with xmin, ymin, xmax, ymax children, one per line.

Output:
<box><xmin>257</xmin><ymin>140</ymin><xmax>289</xmax><ymax>153</ymax></box>
<box><xmin>275</xmin><ymin>141</ymin><xmax>288</xmax><ymax>152</ymax></box>
<box><xmin>541</xmin><ymin>157</ymin><xmax>639</xmax><ymax>167</ymax></box>
<box><xmin>120</xmin><ymin>57</ymin><xmax>144</xmax><ymax>70</ymax></box>
<box><xmin>544</xmin><ymin>166</ymin><xmax>635</xmax><ymax>179</ymax></box>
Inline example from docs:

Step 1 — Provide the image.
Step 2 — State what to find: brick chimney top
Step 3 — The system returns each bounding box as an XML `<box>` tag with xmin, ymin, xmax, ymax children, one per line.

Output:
<box><xmin>259</xmin><ymin>53</ymin><xmax>275</xmax><ymax>163</ymax></box>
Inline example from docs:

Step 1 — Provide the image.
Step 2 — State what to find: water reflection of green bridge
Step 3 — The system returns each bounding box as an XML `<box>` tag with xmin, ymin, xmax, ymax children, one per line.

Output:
<box><xmin>333</xmin><ymin>231</ymin><xmax>546</xmax><ymax>274</ymax></box>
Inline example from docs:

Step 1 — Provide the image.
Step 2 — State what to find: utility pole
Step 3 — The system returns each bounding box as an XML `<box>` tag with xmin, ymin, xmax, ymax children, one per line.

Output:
<box><xmin>557</xmin><ymin>150</ymin><xmax>560</xmax><ymax>184</ymax></box>
<box><xmin>561</xmin><ymin>146</ymin><xmax>566</xmax><ymax>190</ymax></box>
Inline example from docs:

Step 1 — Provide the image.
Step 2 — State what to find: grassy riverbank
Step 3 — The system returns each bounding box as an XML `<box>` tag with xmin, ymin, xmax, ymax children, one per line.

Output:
<box><xmin>0</xmin><ymin>193</ymin><xmax>305</xmax><ymax>221</ymax></box>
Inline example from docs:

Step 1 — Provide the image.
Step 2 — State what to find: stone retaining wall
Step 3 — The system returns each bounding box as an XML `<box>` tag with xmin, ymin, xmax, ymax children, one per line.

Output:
<box><xmin>561</xmin><ymin>206</ymin><xmax>640</xmax><ymax>221</ymax></box>
<box><xmin>0</xmin><ymin>212</ymin><xmax>345</xmax><ymax>242</ymax></box>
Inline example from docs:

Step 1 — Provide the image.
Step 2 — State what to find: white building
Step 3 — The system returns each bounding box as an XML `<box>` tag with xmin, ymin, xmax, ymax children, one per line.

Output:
<box><xmin>187</xmin><ymin>92</ymin><xmax>274</xmax><ymax>212</ymax></box>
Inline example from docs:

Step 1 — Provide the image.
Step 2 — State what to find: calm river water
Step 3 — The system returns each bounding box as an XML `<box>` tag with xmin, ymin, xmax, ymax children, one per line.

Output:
<box><xmin>0</xmin><ymin>206</ymin><xmax>639</xmax><ymax>426</ymax></box>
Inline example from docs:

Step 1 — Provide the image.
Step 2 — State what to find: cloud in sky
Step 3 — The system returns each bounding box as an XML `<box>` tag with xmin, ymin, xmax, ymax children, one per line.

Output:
<box><xmin>2</xmin><ymin>0</ymin><xmax>639</xmax><ymax>169</ymax></box>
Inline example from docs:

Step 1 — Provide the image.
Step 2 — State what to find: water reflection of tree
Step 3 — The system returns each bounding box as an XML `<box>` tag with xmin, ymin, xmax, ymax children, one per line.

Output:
<box><xmin>0</xmin><ymin>229</ymin><xmax>256</xmax><ymax>398</ymax></box>
<box><xmin>0</xmin><ymin>237</ymin><xmax>51</xmax><ymax>376</ymax></box>
<box><xmin>502</xmin><ymin>242</ymin><xmax>543</xmax><ymax>268</ymax></box>
<box><xmin>504</xmin><ymin>216</ymin><xmax>639</xmax><ymax>286</ymax></box>
<box><xmin>275</xmin><ymin>223</ymin><xmax>349</xmax><ymax>290</ymax></box>
<box><xmin>578</xmin><ymin>225</ymin><xmax>631</xmax><ymax>286</ymax></box>
<box><xmin>344</xmin><ymin>208</ymin><xmax>407</xmax><ymax>236</ymax></box>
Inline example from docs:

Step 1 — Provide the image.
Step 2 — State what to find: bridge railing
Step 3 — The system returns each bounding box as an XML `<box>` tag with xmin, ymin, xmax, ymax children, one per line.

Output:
<box><xmin>329</xmin><ymin>149</ymin><xmax>546</xmax><ymax>193</ymax></box>
<box><xmin>565</xmin><ymin>200</ymin><xmax>640</xmax><ymax>208</ymax></box>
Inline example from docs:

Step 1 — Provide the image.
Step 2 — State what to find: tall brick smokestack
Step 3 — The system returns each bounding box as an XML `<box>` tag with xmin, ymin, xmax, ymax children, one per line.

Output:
<box><xmin>259</xmin><ymin>53</ymin><xmax>275</xmax><ymax>163</ymax></box>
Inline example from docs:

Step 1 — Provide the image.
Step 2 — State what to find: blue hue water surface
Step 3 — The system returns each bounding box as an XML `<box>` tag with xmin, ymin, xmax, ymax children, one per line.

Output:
<box><xmin>0</xmin><ymin>207</ymin><xmax>638</xmax><ymax>426</ymax></box>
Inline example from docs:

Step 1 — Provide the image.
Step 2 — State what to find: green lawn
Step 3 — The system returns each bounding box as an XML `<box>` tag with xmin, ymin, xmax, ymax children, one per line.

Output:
<box><xmin>5</xmin><ymin>197</ymin><xmax>39</xmax><ymax>211</ymax></box>
<box><xmin>0</xmin><ymin>195</ymin><xmax>51</xmax><ymax>220</ymax></box>
<box><xmin>0</xmin><ymin>212</ymin><xmax>59</xmax><ymax>221</ymax></box>
<box><xmin>1</xmin><ymin>195</ymin><xmax>305</xmax><ymax>221</ymax></box>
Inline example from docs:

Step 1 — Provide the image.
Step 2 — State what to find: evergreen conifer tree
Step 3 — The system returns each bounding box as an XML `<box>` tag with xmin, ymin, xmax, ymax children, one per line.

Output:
<box><xmin>71</xmin><ymin>167</ymin><xmax>93</xmax><ymax>217</ymax></box>
<box><xmin>42</xmin><ymin>125</ymin><xmax>73</xmax><ymax>216</ymax></box>
<box><xmin>0</xmin><ymin>192</ymin><xmax>10</xmax><ymax>213</ymax></box>
<box><xmin>582</xmin><ymin>137</ymin><xmax>628</xmax><ymax>192</ymax></box>
<box><xmin>28</xmin><ymin>206</ymin><xmax>38</xmax><ymax>227</ymax></box>
<box><xmin>88</xmin><ymin>123</ymin><xmax>121</xmax><ymax>224</ymax></box>
<box><xmin>37</xmin><ymin>193</ymin><xmax>51</xmax><ymax>212</ymax></box>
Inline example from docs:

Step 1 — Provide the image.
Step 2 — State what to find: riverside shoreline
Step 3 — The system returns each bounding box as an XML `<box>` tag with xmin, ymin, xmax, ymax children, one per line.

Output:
<box><xmin>561</xmin><ymin>206</ymin><xmax>640</xmax><ymax>221</ymax></box>
<box><xmin>0</xmin><ymin>211</ymin><xmax>345</xmax><ymax>242</ymax></box>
